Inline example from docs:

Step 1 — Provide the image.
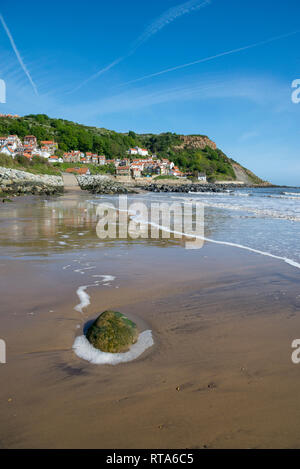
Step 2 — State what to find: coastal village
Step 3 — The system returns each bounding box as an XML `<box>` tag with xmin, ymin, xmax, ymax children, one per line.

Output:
<box><xmin>0</xmin><ymin>133</ymin><xmax>207</xmax><ymax>181</ymax></box>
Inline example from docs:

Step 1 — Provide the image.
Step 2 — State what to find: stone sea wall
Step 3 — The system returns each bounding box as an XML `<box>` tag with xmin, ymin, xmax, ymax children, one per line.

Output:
<box><xmin>0</xmin><ymin>167</ymin><xmax>64</xmax><ymax>195</ymax></box>
<box><xmin>77</xmin><ymin>175</ymin><xmax>135</xmax><ymax>194</ymax></box>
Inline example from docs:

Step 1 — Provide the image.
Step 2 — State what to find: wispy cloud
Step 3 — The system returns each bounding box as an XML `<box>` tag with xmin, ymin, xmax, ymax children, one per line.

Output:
<box><xmin>239</xmin><ymin>130</ymin><xmax>260</xmax><ymax>142</ymax></box>
<box><xmin>0</xmin><ymin>13</ymin><xmax>38</xmax><ymax>96</ymax></box>
<box><xmin>64</xmin><ymin>74</ymin><xmax>291</xmax><ymax>122</ymax></box>
<box><xmin>118</xmin><ymin>29</ymin><xmax>300</xmax><ymax>88</ymax></box>
<box><xmin>70</xmin><ymin>0</ymin><xmax>211</xmax><ymax>93</ymax></box>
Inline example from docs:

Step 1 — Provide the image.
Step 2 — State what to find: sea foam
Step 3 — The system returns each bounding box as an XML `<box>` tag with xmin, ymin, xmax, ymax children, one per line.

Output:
<box><xmin>75</xmin><ymin>286</ymin><xmax>90</xmax><ymax>313</ymax></box>
<box><xmin>73</xmin><ymin>330</ymin><xmax>154</xmax><ymax>365</ymax></box>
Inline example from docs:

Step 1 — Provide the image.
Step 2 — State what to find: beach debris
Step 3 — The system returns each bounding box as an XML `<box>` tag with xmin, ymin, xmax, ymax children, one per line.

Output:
<box><xmin>86</xmin><ymin>310</ymin><xmax>139</xmax><ymax>353</ymax></box>
<box><xmin>207</xmin><ymin>382</ymin><xmax>217</xmax><ymax>389</ymax></box>
<box><xmin>176</xmin><ymin>386</ymin><xmax>181</xmax><ymax>392</ymax></box>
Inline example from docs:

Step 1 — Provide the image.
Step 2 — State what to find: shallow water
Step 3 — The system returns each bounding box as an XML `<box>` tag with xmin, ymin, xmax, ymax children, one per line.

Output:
<box><xmin>91</xmin><ymin>187</ymin><xmax>300</xmax><ymax>269</ymax></box>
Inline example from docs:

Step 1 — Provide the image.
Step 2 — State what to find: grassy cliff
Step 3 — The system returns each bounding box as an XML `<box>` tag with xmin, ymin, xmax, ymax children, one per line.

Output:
<box><xmin>0</xmin><ymin>114</ymin><xmax>266</xmax><ymax>183</ymax></box>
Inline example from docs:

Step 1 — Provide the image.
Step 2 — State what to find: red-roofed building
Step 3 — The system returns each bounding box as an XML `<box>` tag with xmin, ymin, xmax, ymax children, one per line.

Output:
<box><xmin>128</xmin><ymin>146</ymin><xmax>149</xmax><ymax>156</ymax></box>
<box><xmin>24</xmin><ymin>135</ymin><xmax>37</xmax><ymax>148</ymax></box>
<box><xmin>63</xmin><ymin>151</ymin><xmax>81</xmax><ymax>163</ymax></box>
<box><xmin>65</xmin><ymin>167</ymin><xmax>89</xmax><ymax>175</ymax></box>
<box><xmin>116</xmin><ymin>165</ymin><xmax>130</xmax><ymax>176</ymax></box>
<box><xmin>41</xmin><ymin>141</ymin><xmax>58</xmax><ymax>153</ymax></box>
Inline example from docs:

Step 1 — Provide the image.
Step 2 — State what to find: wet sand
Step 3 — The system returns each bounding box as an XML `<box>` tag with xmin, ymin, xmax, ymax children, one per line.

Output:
<box><xmin>1</xmin><ymin>193</ymin><xmax>300</xmax><ymax>448</ymax></box>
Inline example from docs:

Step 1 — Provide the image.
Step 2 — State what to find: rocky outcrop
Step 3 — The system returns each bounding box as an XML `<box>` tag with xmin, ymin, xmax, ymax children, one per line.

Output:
<box><xmin>86</xmin><ymin>310</ymin><xmax>139</xmax><ymax>353</ymax></box>
<box><xmin>173</xmin><ymin>135</ymin><xmax>217</xmax><ymax>151</ymax></box>
<box><xmin>0</xmin><ymin>167</ymin><xmax>64</xmax><ymax>195</ymax></box>
<box><xmin>77</xmin><ymin>174</ymin><xmax>136</xmax><ymax>194</ymax></box>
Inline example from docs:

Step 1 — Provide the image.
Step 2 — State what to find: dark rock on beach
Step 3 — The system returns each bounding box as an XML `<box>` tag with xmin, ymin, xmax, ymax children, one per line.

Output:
<box><xmin>86</xmin><ymin>310</ymin><xmax>139</xmax><ymax>353</ymax></box>
<box><xmin>139</xmin><ymin>183</ymin><xmax>233</xmax><ymax>193</ymax></box>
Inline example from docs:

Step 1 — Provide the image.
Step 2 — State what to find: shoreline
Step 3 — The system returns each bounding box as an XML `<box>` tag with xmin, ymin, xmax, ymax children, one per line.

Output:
<box><xmin>0</xmin><ymin>166</ymin><xmax>286</xmax><ymax>198</ymax></box>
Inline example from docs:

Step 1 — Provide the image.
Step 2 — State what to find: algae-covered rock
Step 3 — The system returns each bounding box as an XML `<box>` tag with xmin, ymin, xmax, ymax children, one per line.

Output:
<box><xmin>86</xmin><ymin>310</ymin><xmax>139</xmax><ymax>353</ymax></box>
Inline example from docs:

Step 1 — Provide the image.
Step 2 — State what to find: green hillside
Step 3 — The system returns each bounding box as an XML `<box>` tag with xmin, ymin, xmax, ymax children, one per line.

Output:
<box><xmin>0</xmin><ymin>114</ymin><xmax>266</xmax><ymax>183</ymax></box>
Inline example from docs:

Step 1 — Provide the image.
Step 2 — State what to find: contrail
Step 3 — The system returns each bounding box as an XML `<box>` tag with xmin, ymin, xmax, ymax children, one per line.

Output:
<box><xmin>70</xmin><ymin>0</ymin><xmax>211</xmax><ymax>93</ymax></box>
<box><xmin>0</xmin><ymin>13</ymin><xmax>38</xmax><ymax>95</ymax></box>
<box><xmin>131</xmin><ymin>0</ymin><xmax>211</xmax><ymax>52</ymax></box>
<box><xmin>71</xmin><ymin>57</ymin><xmax>123</xmax><ymax>94</ymax></box>
<box><xmin>118</xmin><ymin>29</ymin><xmax>300</xmax><ymax>88</ymax></box>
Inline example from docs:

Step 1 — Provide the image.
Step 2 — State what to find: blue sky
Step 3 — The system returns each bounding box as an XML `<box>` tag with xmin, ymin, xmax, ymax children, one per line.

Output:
<box><xmin>0</xmin><ymin>0</ymin><xmax>299</xmax><ymax>185</ymax></box>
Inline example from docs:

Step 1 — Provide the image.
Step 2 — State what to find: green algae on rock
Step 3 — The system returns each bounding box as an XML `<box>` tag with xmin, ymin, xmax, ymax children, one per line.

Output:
<box><xmin>86</xmin><ymin>310</ymin><xmax>139</xmax><ymax>353</ymax></box>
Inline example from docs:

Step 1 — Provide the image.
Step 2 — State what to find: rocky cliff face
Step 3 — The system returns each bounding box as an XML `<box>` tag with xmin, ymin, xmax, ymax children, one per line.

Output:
<box><xmin>173</xmin><ymin>135</ymin><xmax>217</xmax><ymax>151</ymax></box>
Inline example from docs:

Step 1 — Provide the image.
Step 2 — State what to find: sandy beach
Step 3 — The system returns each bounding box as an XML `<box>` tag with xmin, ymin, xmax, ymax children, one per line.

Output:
<box><xmin>1</xmin><ymin>191</ymin><xmax>300</xmax><ymax>449</ymax></box>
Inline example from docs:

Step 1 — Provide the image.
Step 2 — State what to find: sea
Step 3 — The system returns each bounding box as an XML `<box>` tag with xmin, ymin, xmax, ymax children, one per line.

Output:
<box><xmin>94</xmin><ymin>186</ymin><xmax>300</xmax><ymax>269</ymax></box>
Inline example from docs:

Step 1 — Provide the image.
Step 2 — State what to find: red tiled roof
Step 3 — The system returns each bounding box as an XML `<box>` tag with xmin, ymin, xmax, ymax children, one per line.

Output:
<box><xmin>66</xmin><ymin>168</ymin><xmax>88</xmax><ymax>174</ymax></box>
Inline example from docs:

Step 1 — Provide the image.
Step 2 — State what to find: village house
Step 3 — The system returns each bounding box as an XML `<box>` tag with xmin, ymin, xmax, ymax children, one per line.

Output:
<box><xmin>158</xmin><ymin>164</ymin><xmax>168</xmax><ymax>175</ymax></box>
<box><xmin>98</xmin><ymin>155</ymin><xmax>106</xmax><ymax>165</ymax></box>
<box><xmin>85</xmin><ymin>152</ymin><xmax>94</xmax><ymax>163</ymax></box>
<box><xmin>0</xmin><ymin>135</ymin><xmax>24</xmax><ymax>157</ymax></box>
<box><xmin>118</xmin><ymin>158</ymin><xmax>130</xmax><ymax>167</ymax></box>
<box><xmin>82</xmin><ymin>152</ymin><xmax>105</xmax><ymax>165</ymax></box>
<box><xmin>91</xmin><ymin>155</ymin><xmax>99</xmax><ymax>165</ymax></box>
<box><xmin>131</xmin><ymin>166</ymin><xmax>142</xmax><ymax>178</ymax></box>
<box><xmin>0</xmin><ymin>114</ymin><xmax>20</xmax><ymax>118</ymax></box>
<box><xmin>128</xmin><ymin>146</ymin><xmax>149</xmax><ymax>157</ymax></box>
<box><xmin>63</xmin><ymin>151</ymin><xmax>82</xmax><ymax>163</ymax></box>
<box><xmin>128</xmin><ymin>148</ymin><xmax>138</xmax><ymax>156</ymax></box>
<box><xmin>65</xmin><ymin>167</ymin><xmax>90</xmax><ymax>175</ymax></box>
<box><xmin>48</xmin><ymin>155</ymin><xmax>63</xmax><ymax>163</ymax></box>
<box><xmin>138</xmin><ymin>148</ymin><xmax>149</xmax><ymax>156</ymax></box>
<box><xmin>197</xmin><ymin>172</ymin><xmax>207</xmax><ymax>182</ymax></box>
<box><xmin>24</xmin><ymin>135</ymin><xmax>37</xmax><ymax>148</ymax></box>
<box><xmin>170</xmin><ymin>166</ymin><xmax>184</xmax><ymax>177</ymax></box>
<box><xmin>116</xmin><ymin>165</ymin><xmax>130</xmax><ymax>176</ymax></box>
<box><xmin>4</xmin><ymin>135</ymin><xmax>22</xmax><ymax>151</ymax></box>
<box><xmin>0</xmin><ymin>145</ymin><xmax>16</xmax><ymax>157</ymax></box>
<box><xmin>41</xmin><ymin>141</ymin><xmax>58</xmax><ymax>154</ymax></box>
<box><xmin>23</xmin><ymin>144</ymin><xmax>34</xmax><ymax>154</ymax></box>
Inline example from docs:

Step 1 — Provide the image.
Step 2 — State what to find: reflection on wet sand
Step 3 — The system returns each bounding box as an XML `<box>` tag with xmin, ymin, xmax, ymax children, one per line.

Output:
<box><xmin>0</xmin><ymin>193</ymin><xmax>204</xmax><ymax>254</ymax></box>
